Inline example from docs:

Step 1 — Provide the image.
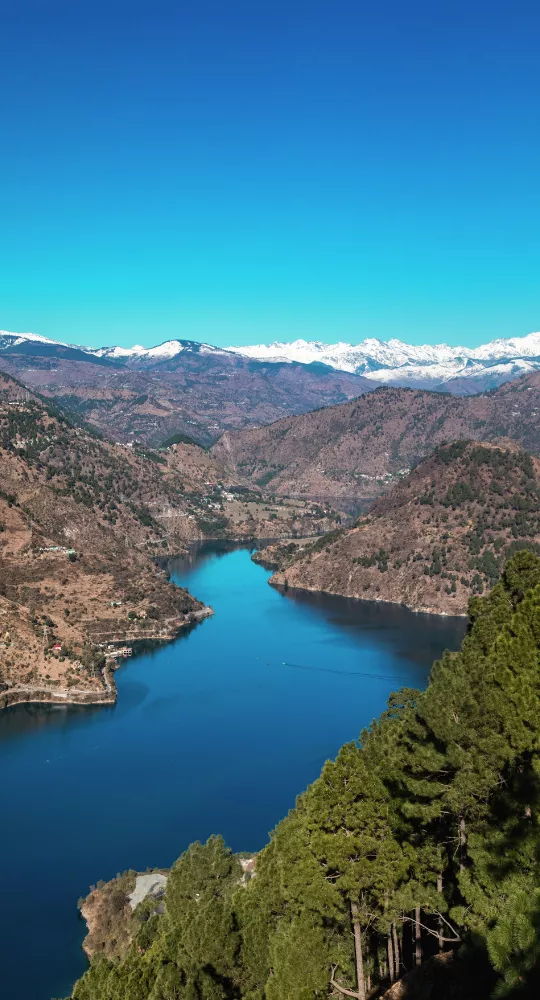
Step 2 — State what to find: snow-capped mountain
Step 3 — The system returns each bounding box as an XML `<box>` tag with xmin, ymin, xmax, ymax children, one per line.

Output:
<box><xmin>91</xmin><ymin>343</ymin><xmax>149</xmax><ymax>359</ymax></box>
<box><xmin>227</xmin><ymin>337</ymin><xmax>472</xmax><ymax>372</ymax></box>
<box><xmin>1</xmin><ymin>326</ymin><xmax>540</xmax><ymax>394</ymax></box>
<box><xmin>227</xmin><ymin>333</ymin><xmax>540</xmax><ymax>391</ymax></box>
<box><xmin>89</xmin><ymin>339</ymin><xmax>233</xmax><ymax>363</ymax></box>
<box><xmin>0</xmin><ymin>329</ymin><xmax>69</xmax><ymax>350</ymax></box>
<box><xmin>0</xmin><ymin>332</ymin><xmax>233</xmax><ymax>366</ymax></box>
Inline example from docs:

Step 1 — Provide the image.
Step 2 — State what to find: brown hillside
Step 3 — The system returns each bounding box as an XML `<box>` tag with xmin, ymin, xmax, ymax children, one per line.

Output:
<box><xmin>0</xmin><ymin>348</ymin><xmax>374</xmax><ymax>447</ymax></box>
<box><xmin>212</xmin><ymin>373</ymin><xmax>540</xmax><ymax>503</ymax></box>
<box><xmin>269</xmin><ymin>440</ymin><xmax>540</xmax><ymax>615</ymax></box>
<box><xmin>0</xmin><ymin>372</ymin><xmax>342</xmax><ymax>708</ymax></box>
<box><xmin>0</xmin><ymin>374</ymin><xmax>337</xmax><ymax>551</ymax></box>
<box><xmin>0</xmin><ymin>375</ymin><xmax>212</xmax><ymax>706</ymax></box>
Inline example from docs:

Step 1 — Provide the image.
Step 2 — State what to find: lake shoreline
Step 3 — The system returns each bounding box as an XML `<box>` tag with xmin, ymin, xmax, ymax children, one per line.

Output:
<box><xmin>270</xmin><ymin>579</ymin><xmax>469</xmax><ymax>618</ymax></box>
<box><xmin>253</xmin><ymin>540</ymin><xmax>470</xmax><ymax>617</ymax></box>
<box><xmin>0</xmin><ymin>606</ymin><xmax>214</xmax><ymax>712</ymax></box>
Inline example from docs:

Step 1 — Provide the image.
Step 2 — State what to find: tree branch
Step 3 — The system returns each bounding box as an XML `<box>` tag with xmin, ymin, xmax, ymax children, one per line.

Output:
<box><xmin>432</xmin><ymin>910</ymin><xmax>462</xmax><ymax>939</ymax></box>
<box><xmin>400</xmin><ymin>915</ymin><xmax>460</xmax><ymax>943</ymax></box>
<box><xmin>330</xmin><ymin>966</ymin><xmax>360</xmax><ymax>999</ymax></box>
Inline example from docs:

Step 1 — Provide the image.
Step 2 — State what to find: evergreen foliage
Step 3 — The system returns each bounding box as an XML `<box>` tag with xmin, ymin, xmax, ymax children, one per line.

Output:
<box><xmin>69</xmin><ymin>552</ymin><xmax>540</xmax><ymax>1000</ymax></box>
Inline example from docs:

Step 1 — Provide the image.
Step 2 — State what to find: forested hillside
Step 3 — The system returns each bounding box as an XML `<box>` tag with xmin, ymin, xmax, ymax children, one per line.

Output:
<box><xmin>269</xmin><ymin>441</ymin><xmax>540</xmax><ymax>614</ymax></box>
<box><xmin>68</xmin><ymin>551</ymin><xmax>540</xmax><ymax>1000</ymax></box>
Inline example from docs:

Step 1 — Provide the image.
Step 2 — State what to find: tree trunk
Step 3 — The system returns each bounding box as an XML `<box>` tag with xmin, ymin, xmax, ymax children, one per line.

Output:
<box><xmin>350</xmin><ymin>900</ymin><xmax>366</xmax><ymax>1000</ymax></box>
<box><xmin>392</xmin><ymin>921</ymin><xmax>400</xmax><ymax>981</ymax></box>
<box><xmin>414</xmin><ymin>905</ymin><xmax>422</xmax><ymax>967</ymax></box>
<box><xmin>387</xmin><ymin>932</ymin><xmax>395</xmax><ymax>983</ymax></box>
<box><xmin>459</xmin><ymin>816</ymin><xmax>467</xmax><ymax>872</ymax></box>
<box><xmin>437</xmin><ymin>875</ymin><xmax>444</xmax><ymax>951</ymax></box>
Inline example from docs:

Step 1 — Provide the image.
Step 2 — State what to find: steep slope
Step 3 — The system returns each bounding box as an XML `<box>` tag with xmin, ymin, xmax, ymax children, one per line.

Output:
<box><xmin>0</xmin><ymin>375</ymin><xmax>209</xmax><ymax>707</ymax></box>
<box><xmin>212</xmin><ymin>373</ymin><xmax>540</xmax><ymax>504</ymax></box>
<box><xmin>162</xmin><ymin>440</ymin><xmax>341</xmax><ymax>539</ymax></box>
<box><xmin>0</xmin><ymin>371</ymin><xmax>337</xmax><ymax>543</ymax></box>
<box><xmin>269</xmin><ymin>441</ymin><xmax>540</xmax><ymax>614</ymax></box>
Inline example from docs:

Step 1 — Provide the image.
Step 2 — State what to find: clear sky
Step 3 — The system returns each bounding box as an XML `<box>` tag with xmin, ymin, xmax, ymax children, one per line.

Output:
<box><xmin>1</xmin><ymin>0</ymin><xmax>539</xmax><ymax>350</ymax></box>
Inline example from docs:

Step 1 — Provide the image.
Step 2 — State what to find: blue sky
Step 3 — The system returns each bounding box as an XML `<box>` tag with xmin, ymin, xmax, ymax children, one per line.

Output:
<box><xmin>1</xmin><ymin>0</ymin><xmax>539</xmax><ymax>350</ymax></box>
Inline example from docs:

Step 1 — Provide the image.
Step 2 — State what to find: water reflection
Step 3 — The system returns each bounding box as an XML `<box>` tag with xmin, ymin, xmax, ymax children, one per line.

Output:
<box><xmin>0</xmin><ymin>699</ymin><xmax>115</xmax><ymax>744</ymax></box>
<box><xmin>279</xmin><ymin>585</ymin><xmax>467</xmax><ymax>669</ymax></box>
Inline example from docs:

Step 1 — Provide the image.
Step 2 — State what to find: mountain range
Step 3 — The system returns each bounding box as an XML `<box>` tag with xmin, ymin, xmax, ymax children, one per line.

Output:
<box><xmin>0</xmin><ymin>330</ymin><xmax>373</xmax><ymax>446</ymax></box>
<box><xmin>228</xmin><ymin>331</ymin><xmax>540</xmax><ymax>392</ymax></box>
<box><xmin>0</xmin><ymin>370</ymin><xmax>337</xmax><ymax>708</ymax></box>
<box><xmin>2</xmin><ymin>328</ymin><xmax>540</xmax><ymax>398</ymax></box>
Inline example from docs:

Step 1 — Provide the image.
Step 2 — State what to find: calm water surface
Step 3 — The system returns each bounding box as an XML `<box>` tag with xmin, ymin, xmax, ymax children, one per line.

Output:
<box><xmin>0</xmin><ymin>543</ymin><xmax>467</xmax><ymax>1000</ymax></box>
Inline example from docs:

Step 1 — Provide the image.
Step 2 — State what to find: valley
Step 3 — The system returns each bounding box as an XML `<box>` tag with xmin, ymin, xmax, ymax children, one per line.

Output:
<box><xmin>64</xmin><ymin>550</ymin><xmax>540</xmax><ymax>1000</ymax></box>
<box><xmin>0</xmin><ymin>543</ymin><xmax>465</xmax><ymax>1000</ymax></box>
<box><xmin>2</xmin><ymin>347</ymin><xmax>540</xmax><ymax>1000</ymax></box>
<box><xmin>5</xmin><ymin>5</ymin><xmax>540</xmax><ymax>996</ymax></box>
<box><xmin>0</xmin><ymin>373</ymin><xmax>338</xmax><ymax>708</ymax></box>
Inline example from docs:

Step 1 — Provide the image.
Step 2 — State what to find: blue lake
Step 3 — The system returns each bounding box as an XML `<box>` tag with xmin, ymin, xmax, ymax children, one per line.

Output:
<box><xmin>0</xmin><ymin>543</ymin><xmax>467</xmax><ymax>1000</ymax></box>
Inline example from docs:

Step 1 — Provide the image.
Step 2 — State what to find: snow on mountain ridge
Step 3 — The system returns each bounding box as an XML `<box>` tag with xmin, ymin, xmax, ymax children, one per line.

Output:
<box><xmin>1</xmin><ymin>327</ymin><xmax>540</xmax><ymax>394</ymax></box>
<box><xmin>226</xmin><ymin>337</ymin><xmax>471</xmax><ymax>372</ymax></box>
<box><xmin>0</xmin><ymin>331</ymin><xmax>233</xmax><ymax>363</ymax></box>
<box><xmin>91</xmin><ymin>339</ymin><xmax>233</xmax><ymax>361</ymax></box>
<box><xmin>227</xmin><ymin>333</ymin><xmax>540</xmax><ymax>375</ymax></box>
<box><xmin>0</xmin><ymin>329</ymin><xmax>69</xmax><ymax>347</ymax></box>
<box><xmin>92</xmin><ymin>344</ymin><xmax>148</xmax><ymax>358</ymax></box>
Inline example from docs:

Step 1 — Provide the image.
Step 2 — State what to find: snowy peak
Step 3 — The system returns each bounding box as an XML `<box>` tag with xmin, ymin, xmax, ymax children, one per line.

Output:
<box><xmin>0</xmin><ymin>330</ymin><xmax>234</xmax><ymax>366</ymax></box>
<box><xmin>1</xmin><ymin>326</ymin><xmax>540</xmax><ymax>395</ymax></box>
<box><xmin>226</xmin><ymin>336</ymin><xmax>471</xmax><ymax>372</ymax></box>
<box><xmin>91</xmin><ymin>344</ymin><xmax>148</xmax><ymax>359</ymax></box>
<box><xmin>472</xmin><ymin>331</ymin><xmax>540</xmax><ymax>360</ymax></box>
<box><xmin>90</xmin><ymin>339</ymin><xmax>234</xmax><ymax>363</ymax></box>
<box><xmin>227</xmin><ymin>332</ymin><xmax>540</xmax><ymax>391</ymax></box>
<box><xmin>91</xmin><ymin>340</ymin><xmax>187</xmax><ymax>361</ymax></box>
<box><xmin>0</xmin><ymin>329</ymin><xmax>69</xmax><ymax>348</ymax></box>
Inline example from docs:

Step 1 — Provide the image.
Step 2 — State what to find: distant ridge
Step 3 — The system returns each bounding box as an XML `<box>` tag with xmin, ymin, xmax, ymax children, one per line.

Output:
<box><xmin>227</xmin><ymin>332</ymin><xmax>540</xmax><ymax>392</ymax></box>
<box><xmin>0</xmin><ymin>330</ymin><xmax>232</xmax><ymax>366</ymax></box>
<box><xmin>2</xmin><ymin>326</ymin><xmax>540</xmax><ymax>394</ymax></box>
<box><xmin>0</xmin><ymin>328</ymin><xmax>374</xmax><ymax>446</ymax></box>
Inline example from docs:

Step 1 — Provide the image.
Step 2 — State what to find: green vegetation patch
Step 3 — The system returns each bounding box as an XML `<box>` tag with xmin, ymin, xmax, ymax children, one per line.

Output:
<box><xmin>69</xmin><ymin>552</ymin><xmax>540</xmax><ymax>1000</ymax></box>
<box><xmin>160</xmin><ymin>432</ymin><xmax>207</xmax><ymax>450</ymax></box>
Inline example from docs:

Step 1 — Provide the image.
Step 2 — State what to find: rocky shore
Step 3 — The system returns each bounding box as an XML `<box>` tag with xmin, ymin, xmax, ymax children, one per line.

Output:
<box><xmin>0</xmin><ymin>683</ymin><xmax>116</xmax><ymax>712</ymax></box>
